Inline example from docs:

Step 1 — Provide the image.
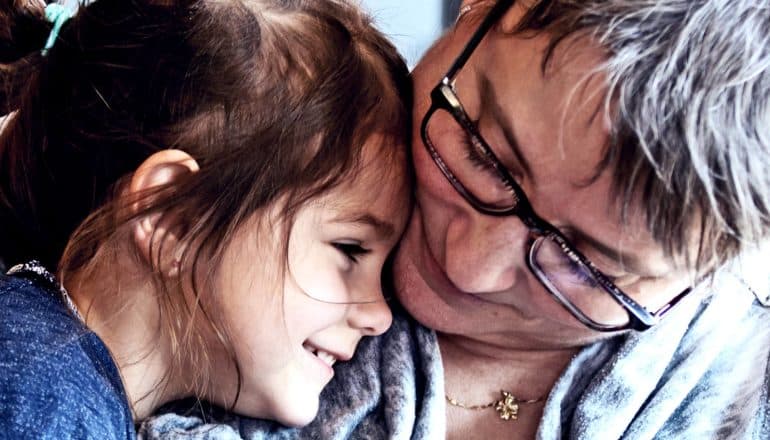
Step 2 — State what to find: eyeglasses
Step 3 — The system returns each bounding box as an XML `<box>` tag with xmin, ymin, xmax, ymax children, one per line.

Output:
<box><xmin>420</xmin><ymin>0</ymin><xmax>692</xmax><ymax>331</ymax></box>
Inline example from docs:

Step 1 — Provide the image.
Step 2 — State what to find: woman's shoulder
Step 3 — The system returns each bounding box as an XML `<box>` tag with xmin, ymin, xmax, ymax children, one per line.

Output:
<box><xmin>0</xmin><ymin>267</ymin><xmax>135</xmax><ymax>439</ymax></box>
<box><xmin>545</xmin><ymin>252</ymin><xmax>770</xmax><ymax>440</ymax></box>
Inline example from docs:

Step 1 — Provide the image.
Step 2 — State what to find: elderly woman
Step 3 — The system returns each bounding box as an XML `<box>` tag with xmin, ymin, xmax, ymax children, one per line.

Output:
<box><xmin>143</xmin><ymin>0</ymin><xmax>770</xmax><ymax>438</ymax></box>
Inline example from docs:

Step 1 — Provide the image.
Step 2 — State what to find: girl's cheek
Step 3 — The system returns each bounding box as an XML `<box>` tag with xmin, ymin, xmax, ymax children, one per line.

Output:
<box><xmin>292</xmin><ymin>260</ymin><xmax>352</xmax><ymax>305</ymax></box>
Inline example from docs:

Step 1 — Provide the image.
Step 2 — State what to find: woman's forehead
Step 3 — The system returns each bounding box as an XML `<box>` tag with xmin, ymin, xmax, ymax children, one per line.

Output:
<box><xmin>414</xmin><ymin>22</ymin><xmax>694</xmax><ymax>275</ymax></box>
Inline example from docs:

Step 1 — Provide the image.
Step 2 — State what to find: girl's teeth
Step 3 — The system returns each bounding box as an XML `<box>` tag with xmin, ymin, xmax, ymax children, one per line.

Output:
<box><xmin>316</xmin><ymin>349</ymin><xmax>336</xmax><ymax>367</ymax></box>
<box><xmin>303</xmin><ymin>343</ymin><xmax>336</xmax><ymax>367</ymax></box>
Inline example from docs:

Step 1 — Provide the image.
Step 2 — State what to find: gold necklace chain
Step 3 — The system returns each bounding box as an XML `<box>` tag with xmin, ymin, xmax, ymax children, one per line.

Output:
<box><xmin>445</xmin><ymin>390</ymin><xmax>544</xmax><ymax>421</ymax></box>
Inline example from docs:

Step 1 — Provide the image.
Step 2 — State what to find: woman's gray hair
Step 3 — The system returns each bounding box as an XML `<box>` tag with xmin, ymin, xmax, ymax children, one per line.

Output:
<box><xmin>513</xmin><ymin>0</ymin><xmax>770</xmax><ymax>269</ymax></box>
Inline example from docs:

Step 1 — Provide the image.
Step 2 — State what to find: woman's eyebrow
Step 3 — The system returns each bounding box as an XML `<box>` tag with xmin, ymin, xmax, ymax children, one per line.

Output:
<box><xmin>332</xmin><ymin>212</ymin><xmax>396</xmax><ymax>239</ymax></box>
<box><xmin>567</xmin><ymin>225</ymin><xmax>663</xmax><ymax>277</ymax></box>
<box><xmin>479</xmin><ymin>75</ymin><xmax>667</xmax><ymax>277</ymax></box>
<box><xmin>479</xmin><ymin>74</ymin><xmax>533</xmax><ymax>178</ymax></box>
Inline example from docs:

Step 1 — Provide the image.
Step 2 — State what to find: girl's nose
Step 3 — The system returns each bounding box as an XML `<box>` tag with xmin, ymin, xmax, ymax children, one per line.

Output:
<box><xmin>346</xmin><ymin>288</ymin><xmax>393</xmax><ymax>336</ymax></box>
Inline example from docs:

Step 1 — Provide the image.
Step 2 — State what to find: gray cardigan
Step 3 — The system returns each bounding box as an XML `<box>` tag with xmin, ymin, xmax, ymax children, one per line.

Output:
<box><xmin>141</xmin><ymin>249</ymin><xmax>770</xmax><ymax>439</ymax></box>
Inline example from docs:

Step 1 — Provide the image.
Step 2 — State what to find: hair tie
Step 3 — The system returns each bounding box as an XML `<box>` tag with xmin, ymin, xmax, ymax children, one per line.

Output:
<box><xmin>43</xmin><ymin>2</ymin><xmax>79</xmax><ymax>55</ymax></box>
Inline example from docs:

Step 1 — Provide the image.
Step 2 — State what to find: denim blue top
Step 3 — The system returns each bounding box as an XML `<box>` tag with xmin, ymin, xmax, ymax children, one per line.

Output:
<box><xmin>0</xmin><ymin>261</ymin><xmax>135</xmax><ymax>439</ymax></box>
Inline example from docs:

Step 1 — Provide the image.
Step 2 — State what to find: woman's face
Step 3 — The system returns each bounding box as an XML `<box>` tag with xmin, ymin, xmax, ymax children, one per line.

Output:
<box><xmin>212</xmin><ymin>137</ymin><xmax>410</xmax><ymax>427</ymax></box>
<box><xmin>394</xmin><ymin>7</ymin><xmax>695</xmax><ymax>349</ymax></box>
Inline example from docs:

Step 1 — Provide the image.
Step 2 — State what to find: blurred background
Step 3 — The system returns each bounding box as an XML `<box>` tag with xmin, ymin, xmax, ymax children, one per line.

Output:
<box><xmin>360</xmin><ymin>0</ymin><xmax>462</xmax><ymax>69</ymax></box>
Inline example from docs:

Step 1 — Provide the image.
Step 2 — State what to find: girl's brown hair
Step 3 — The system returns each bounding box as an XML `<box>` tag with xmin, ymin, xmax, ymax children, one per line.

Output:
<box><xmin>0</xmin><ymin>0</ymin><xmax>410</xmax><ymax>406</ymax></box>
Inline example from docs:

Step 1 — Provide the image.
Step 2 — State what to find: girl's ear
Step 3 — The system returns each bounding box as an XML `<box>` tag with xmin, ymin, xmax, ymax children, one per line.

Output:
<box><xmin>129</xmin><ymin>150</ymin><xmax>199</xmax><ymax>275</ymax></box>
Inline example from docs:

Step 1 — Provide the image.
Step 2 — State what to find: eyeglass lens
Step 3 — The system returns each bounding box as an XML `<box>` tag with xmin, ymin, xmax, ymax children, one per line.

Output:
<box><xmin>529</xmin><ymin>235</ymin><xmax>631</xmax><ymax>327</ymax></box>
<box><xmin>425</xmin><ymin>106</ymin><xmax>516</xmax><ymax>209</ymax></box>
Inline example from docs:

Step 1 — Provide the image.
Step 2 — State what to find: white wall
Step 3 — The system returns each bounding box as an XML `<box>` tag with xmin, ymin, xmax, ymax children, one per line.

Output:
<box><xmin>360</xmin><ymin>0</ymin><xmax>458</xmax><ymax>69</ymax></box>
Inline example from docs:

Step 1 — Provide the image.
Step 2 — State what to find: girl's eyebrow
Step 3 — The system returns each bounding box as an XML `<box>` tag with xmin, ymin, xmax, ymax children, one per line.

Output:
<box><xmin>332</xmin><ymin>212</ymin><xmax>396</xmax><ymax>239</ymax></box>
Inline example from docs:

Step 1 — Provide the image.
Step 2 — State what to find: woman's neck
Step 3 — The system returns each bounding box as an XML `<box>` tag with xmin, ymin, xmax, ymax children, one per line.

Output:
<box><xmin>438</xmin><ymin>332</ymin><xmax>578</xmax><ymax>405</ymax></box>
<box><xmin>438</xmin><ymin>332</ymin><xmax>580</xmax><ymax>440</ymax></box>
<box><xmin>64</xmin><ymin>262</ymin><xmax>184</xmax><ymax>421</ymax></box>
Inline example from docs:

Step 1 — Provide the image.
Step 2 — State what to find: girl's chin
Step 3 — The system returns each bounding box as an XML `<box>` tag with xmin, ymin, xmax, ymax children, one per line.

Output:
<box><xmin>272</xmin><ymin>397</ymin><xmax>320</xmax><ymax>428</ymax></box>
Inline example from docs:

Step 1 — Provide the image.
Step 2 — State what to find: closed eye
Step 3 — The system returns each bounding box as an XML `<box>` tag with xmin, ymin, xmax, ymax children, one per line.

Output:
<box><xmin>332</xmin><ymin>242</ymin><xmax>371</xmax><ymax>263</ymax></box>
<box><xmin>562</xmin><ymin>256</ymin><xmax>601</xmax><ymax>289</ymax></box>
<box><xmin>461</xmin><ymin>132</ymin><xmax>497</xmax><ymax>174</ymax></box>
<box><xmin>460</xmin><ymin>126</ymin><xmax>518</xmax><ymax>188</ymax></box>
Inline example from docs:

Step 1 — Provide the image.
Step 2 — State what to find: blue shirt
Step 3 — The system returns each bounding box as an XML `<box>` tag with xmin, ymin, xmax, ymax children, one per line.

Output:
<box><xmin>0</xmin><ymin>262</ymin><xmax>135</xmax><ymax>439</ymax></box>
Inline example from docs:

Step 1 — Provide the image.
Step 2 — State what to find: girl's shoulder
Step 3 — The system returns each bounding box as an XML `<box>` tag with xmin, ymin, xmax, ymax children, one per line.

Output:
<box><xmin>0</xmin><ymin>265</ymin><xmax>135</xmax><ymax>439</ymax></box>
<box><xmin>0</xmin><ymin>261</ymin><xmax>89</xmax><ymax>351</ymax></box>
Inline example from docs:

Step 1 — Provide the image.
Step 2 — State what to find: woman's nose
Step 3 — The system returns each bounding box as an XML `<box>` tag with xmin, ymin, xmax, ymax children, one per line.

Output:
<box><xmin>444</xmin><ymin>213</ymin><xmax>530</xmax><ymax>293</ymax></box>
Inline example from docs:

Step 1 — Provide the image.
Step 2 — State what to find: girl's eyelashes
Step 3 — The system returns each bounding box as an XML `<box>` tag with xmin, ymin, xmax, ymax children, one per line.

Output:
<box><xmin>332</xmin><ymin>242</ymin><xmax>371</xmax><ymax>263</ymax></box>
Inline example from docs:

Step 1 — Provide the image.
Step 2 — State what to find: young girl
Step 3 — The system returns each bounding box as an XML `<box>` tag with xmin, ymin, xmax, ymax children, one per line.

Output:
<box><xmin>0</xmin><ymin>0</ymin><xmax>411</xmax><ymax>436</ymax></box>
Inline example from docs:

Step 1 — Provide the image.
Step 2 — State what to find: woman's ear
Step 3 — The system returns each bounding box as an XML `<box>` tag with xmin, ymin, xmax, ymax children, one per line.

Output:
<box><xmin>498</xmin><ymin>1</ymin><xmax>529</xmax><ymax>34</ymax></box>
<box><xmin>459</xmin><ymin>0</ymin><xmax>484</xmax><ymax>8</ymax></box>
<box><xmin>457</xmin><ymin>1</ymin><xmax>524</xmax><ymax>32</ymax></box>
<box><xmin>130</xmin><ymin>150</ymin><xmax>199</xmax><ymax>276</ymax></box>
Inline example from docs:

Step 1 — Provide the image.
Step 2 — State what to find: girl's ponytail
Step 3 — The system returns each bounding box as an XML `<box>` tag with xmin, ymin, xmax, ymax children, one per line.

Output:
<box><xmin>0</xmin><ymin>0</ymin><xmax>72</xmax><ymax>269</ymax></box>
<box><xmin>0</xmin><ymin>0</ymin><xmax>48</xmax><ymax>113</ymax></box>
<box><xmin>0</xmin><ymin>0</ymin><xmax>185</xmax><ymax>270</ymax></box>
<box><xmin>0</xmin><ymin>1</ymin><xmax>50</xmax><ymax>269</ymax></box>
<box><xmin>0</xmin><ymin>0</ymin><xmax>48</xmax><ymax>62</ymax></box>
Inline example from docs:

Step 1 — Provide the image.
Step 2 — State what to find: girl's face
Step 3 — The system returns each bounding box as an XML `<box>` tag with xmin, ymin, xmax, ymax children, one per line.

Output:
<box><xmin>212</xmin><ymin>137</ymin><xmax>410</xmax><ymax>427</ymax></box>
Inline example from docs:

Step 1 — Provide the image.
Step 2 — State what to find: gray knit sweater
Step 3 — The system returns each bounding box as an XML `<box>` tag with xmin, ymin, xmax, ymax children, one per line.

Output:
<box><xmin>141</xmin><ymin>250</ymin><xmax>770</xmax><ymax>439</ymax></box>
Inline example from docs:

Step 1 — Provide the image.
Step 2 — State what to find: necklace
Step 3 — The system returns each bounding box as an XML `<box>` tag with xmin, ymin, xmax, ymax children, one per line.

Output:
<box><xmin>8</xmin><ymin>260</ymin><xmax>84</xmax><ymax>323</ymax></box>
<box><xmin>445</xmin><ymin>390</ymin><xmax>544</xmax><ymax>421</ymax></box>
<box><xmin>59</xmin><ymin>280</ymin><xmax>84</xmax><ymax>323</ymax></box>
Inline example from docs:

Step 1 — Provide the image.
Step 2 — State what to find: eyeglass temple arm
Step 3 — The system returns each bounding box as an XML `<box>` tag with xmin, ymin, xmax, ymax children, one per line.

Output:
<box><xmin>618</xmin><ymin>285</ymin><xmax>694</xmax><ymax>331</ymax></box>
<box><xmin>445</xmin><ymin>0</ymin><xmax>516</xmax><ymax>80</ymax></box>
<box><xmin>651</xmin><ymin>287</ymin><xmax>693</xmax><ymax>319</ymax></box>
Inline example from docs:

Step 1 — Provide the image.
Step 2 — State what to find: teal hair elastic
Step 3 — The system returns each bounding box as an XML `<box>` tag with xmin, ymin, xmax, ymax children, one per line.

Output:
<box><xmin>42</xmin><ymin>2</ymin><xmax>79</xmax><ymax>55</ymax></box>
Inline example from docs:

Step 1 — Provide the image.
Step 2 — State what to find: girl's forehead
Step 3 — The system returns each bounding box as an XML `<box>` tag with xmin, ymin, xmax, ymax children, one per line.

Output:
<box><xmin>355</xmin><ymin>134</ymin><xmax>408</xmax><ymax>177</ymax></box>
<box><xmin>329</xmin><ymin>161</ymin><xmax>408</xmax><ymax>208</ymax></box>
<box><xmin>312</xmin><ymin>141</ymin><xmax>409</xmax><ymax>217</ymax></box>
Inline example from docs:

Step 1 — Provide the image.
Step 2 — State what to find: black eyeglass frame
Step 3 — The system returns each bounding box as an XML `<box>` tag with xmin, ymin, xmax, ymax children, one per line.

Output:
<box><xmin>419</xmin><ymin>0</ymin><xmax>692</xmax><ymax>331</ymax></box>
